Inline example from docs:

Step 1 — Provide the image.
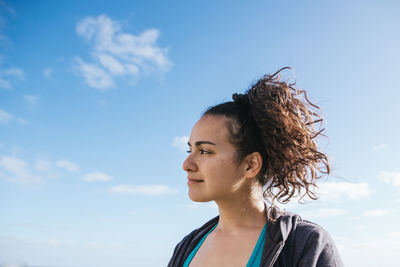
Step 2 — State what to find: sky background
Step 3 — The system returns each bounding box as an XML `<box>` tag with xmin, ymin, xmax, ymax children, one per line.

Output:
<box><xmin>1</xmin><ymin>0</ymin><xmax>400</xmax><ymax>266</ymax></box>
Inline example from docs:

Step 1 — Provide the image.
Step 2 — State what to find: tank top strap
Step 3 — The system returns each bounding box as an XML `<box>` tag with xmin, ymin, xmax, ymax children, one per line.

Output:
<box><xmin>182</xmin><ymin>223</ymin><xmax>218</xmax><ymax>267</ymax></box>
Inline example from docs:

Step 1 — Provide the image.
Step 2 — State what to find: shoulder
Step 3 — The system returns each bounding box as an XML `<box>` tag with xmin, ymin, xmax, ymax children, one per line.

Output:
<box><xmin>171</xmin><ymin>227</ymin><xmax>199</xmax><ymax>257</ymax></box>
<box><xmin>293</xmin><ymin>217</ymin><xmax>333</xmax><ymax>243</ymax></box>
<box><xmin>278</xmin><ymin>213</ymin><xmax>344</xmax><ymax>267</ymax></box>
<box><xmin>276</xmin><ymin>212</ymin><xmax>334</xmax><ymax>242</ymax></box>
<box><xmin>168</xmin><ymin>216</ymin><xmax>219</xmax><ymax>267</ymax></box>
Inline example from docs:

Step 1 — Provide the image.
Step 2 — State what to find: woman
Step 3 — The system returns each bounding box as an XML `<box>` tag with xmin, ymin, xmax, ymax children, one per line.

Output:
<box><xmin>168</xmin><ymin>68</ymin><xmax>344</xmax><ymax>267</ymax></box>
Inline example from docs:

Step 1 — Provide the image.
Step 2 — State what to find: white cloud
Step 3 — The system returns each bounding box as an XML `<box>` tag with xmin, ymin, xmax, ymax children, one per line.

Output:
<box><xmin>35</xmin><ymin>159</ymin><xmax>52</xmax><ymax>171</ymax></box>
<box><xmin>0</xmin><ymin>156</ymin><xmax>43</xmax><ymax>185</ymax></box>
<box><xmin>43</xmin><ymin>68</ymin><xmax>54</xmax><ymax>79</ymax></box>
<box><xmin>95</xmin><ymin>53</ymin><xmax>129</xmax><ymax>75</ymax></box>
<box><xmin>17</xmin><ymin>117</ymin><xmax>28</xmax><ymax>124</ymax></box>
<box><xmin>83</xmin><ymin>171</ymin><xmax>112</xmax><ymax>182</ymax></box>
<box><xmin>0</xmin><ymin>67</ymin><xmax>24</xmax><ymax>89</ymax></box>
<box><xmin>109</xmin><ymin>184</ymin><xmax>178</xmax><ymax>195</ymax></box>
<box><xmin>75</xmin><ymin>14</ymin><xmax>171</xmax><ymax>90</ymax></box>
<box><xmin>363</xmin><ymin>209</ymin><xmax>393</xmax><ymax>217</ymax></box>
<box><xmin>10</xmin><ymin>146</ymin><xmax>24</xmax><ymax>156</ymax></box>
<box><xmin>0</xmin><ymin>109</ymin><xmax>13</xmax><ymax>124</ymax></box>
<box><xmin>380</xmin><ymin>171</ymin><xmax>400</xmax><ymax>187</ymax></box>
<box><xmin>317</xmin><ymin>182</ymin><xmax>371</xmax><ymax>202</ymax></box>
<box><xmin>75</xmin><ymin>57</ymin><xmax>114</xmax><ymax>90</ymax></box>
<box><xmin>373</xmin><ymin>143</ymin><xmax>387</xmax><ymax>151</ymax></box>
<box><xmin>0</xmin><ymin>110</ymin><xmax>27</xmax><ymax>125</ymax></box>
<box><xmin>301</xmin><ymin>208</ymin><xmax>348</xmax><ymax>219</ymax></box>
<box><xmin>0</xmin><ymin>77</ymin><xmax>10</xmax><ymax>88</ymax></box>
<box><xmin>55</xmin><ymin>160</ymin><xmax>79</xmax><ymax>172</ymax></box>
<box><xmin>23</xmin><ymin>95</ymin><xmax>39</xmax><ymax>111</ymax></box>
<box><xmin>387</xmin><ymin>232</ymin><xmax>400</xmax><ymax>238</ymax></box>
<box><xmin>356</xmin><ymin>224</ymin><xmax>367</xmax><ymax>230</ymax></box>
<box><xmin>4</xmin><ymin>67</ymin><xmax>24</xmax><ymax>78</ymax></box>
<box><xmin>172</xmin><ymin>136</ymin><xmax>189</xmax><ymax>152</ymax></box>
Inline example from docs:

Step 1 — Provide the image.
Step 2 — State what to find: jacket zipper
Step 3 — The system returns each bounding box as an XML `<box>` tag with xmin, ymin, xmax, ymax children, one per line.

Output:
<box><xmin>268</xmin><ymin>241</ymin><xmax>285</xmax><ymax>267</ymax></box>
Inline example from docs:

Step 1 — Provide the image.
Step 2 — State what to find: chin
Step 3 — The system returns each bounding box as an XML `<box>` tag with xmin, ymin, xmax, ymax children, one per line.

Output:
<box><xmin>188</xmin><ymin>191</ymin><xmax>212</xmax><ymax>202</ymax></box>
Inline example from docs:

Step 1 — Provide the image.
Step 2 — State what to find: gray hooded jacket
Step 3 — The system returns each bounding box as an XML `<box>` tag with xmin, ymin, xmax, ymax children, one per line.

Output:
<box><xmin>168</xmin><ymin>213</ymin><xmax>344</xmax><ymax>267</ymax></box>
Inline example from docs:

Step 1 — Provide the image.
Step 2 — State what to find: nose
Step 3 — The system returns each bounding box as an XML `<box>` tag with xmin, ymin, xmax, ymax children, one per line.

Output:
<box><xmin>182</xmin><ymin>153</ymin><xmax>197</xmax><ymax>173</ymax></box>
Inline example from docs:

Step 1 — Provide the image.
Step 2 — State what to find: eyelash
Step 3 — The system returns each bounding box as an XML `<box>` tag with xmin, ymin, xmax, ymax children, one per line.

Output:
<box><xmin>186</xmin><ymin>149</ymin><xmax>210</xmax><ymax>154</ymax></box>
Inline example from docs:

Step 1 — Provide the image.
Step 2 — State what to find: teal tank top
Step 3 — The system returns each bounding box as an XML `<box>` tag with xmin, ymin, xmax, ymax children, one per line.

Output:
<box><xmin>183</xmin><ymin>223</ymin><xmax>267</xmax><ymax>267</ymax></box>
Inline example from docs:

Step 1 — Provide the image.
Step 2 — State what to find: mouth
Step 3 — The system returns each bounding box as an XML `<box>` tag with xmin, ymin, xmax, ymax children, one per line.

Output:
<box><xmin>187</xmin><ymin>179</ymin><xmax>204</xmax><ymax>185</ymax></box>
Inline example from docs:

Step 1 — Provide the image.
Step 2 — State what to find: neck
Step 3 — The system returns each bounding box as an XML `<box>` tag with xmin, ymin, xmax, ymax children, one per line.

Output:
<box><xmin>215</xmin><ymin>183</ymin><xmax>266</xmax><ymax>232</ymax></box>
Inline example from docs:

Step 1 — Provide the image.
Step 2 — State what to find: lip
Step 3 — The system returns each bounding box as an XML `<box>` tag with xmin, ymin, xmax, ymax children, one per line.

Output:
<box><xmin>187</xmin><ymin>178</ymin><xmax>204</xmax><ymax>185</ymax></box>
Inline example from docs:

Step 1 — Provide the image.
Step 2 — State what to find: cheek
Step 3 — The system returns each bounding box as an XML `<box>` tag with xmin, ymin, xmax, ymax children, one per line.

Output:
<box><xmin>219</xmin><ymin>156</ymin><xmax>240</xmax><ymax>172</ymax></box>
<box><xmin>209</xmin><ymin>157</ymin><xmax>240</xmax><ymax>183</ymax></box>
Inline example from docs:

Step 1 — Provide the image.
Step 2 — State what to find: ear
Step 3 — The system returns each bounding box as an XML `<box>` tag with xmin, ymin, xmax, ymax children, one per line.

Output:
<box><xmin>243</xmin><ymin>152</ymin><xmax>262</xmax><ymax>179</ymax></box>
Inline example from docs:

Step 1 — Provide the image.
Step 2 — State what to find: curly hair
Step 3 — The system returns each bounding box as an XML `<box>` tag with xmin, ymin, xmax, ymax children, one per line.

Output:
<box><xmin>204</xmin><ymin>67</ymin><xmax>329</xmax><ymax>209</ymax></box>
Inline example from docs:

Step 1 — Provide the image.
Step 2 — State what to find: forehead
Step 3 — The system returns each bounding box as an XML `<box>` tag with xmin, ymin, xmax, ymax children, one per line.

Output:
<box><xmin>190</xmin><ymin>115</ymin><xmax>232</xmax><ymax>144</ymax></box>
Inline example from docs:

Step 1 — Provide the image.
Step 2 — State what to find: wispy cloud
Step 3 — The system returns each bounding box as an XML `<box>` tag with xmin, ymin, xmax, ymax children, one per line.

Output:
<box><xmin>23</xmin><ymin>95</ymin><xmax>39</xmax><ymax>111</ymax></box>
<box><xmin>301</xmin><ymin>208</ymin><xmax>348</xmax><ymax>219</ymax></box>
<box><xmin>75</xmin><ymin>57</ymin><xmax>113</xmax><ymax>90</ymax></box>
<box><xmin>172</xmin><ymin>136</ymin><xmax>189</xmax><ymax>152</ymax></box>
<box><xmin>109</xmin><ymin>184</ymin><xmax>178</xmax><ymax>195</ymax></box>
<box><xmin>0</xmin><ymin>0</ymin><xmax>16</xmax><ymax>57</ymax></box>
<box><xmin>83</xmin><ymin>171</ymin><xmax>112</xmax><ymax>182</ymax></box>
<box><xmin>0</xmin><ymin>110</ymin><xmax>28</xmax><ymax>125</ymax></box>
<box><xmin>380</xmin><ymin>171</ymin><xmax>400</xmax><ymax>187</ymax></box>
<box><xmin>317</xmin><ymin>182</ymin><xmax>371</xmax><ymax>202</ymax></box>
<box><xmin>0</xmin><ymin>9</ymin><xmax>24</xmax><ymax>89</ymax></box>
<box><xmin>0</xmin><ymin>109</ymin><xmax>13</xmax><ymax>124</ymax></box>
<box><xmin>387</xmin><ymin>232</ymin><xmax>400</xmax><ymax>238</ymax></box>
<box><xmin>19</xmin><ymin>115</ymin><xmax>29</xmax><ymax>124</ymax></box>
<box><xmin>0</xmin><ymin>0</ymin><xmax>16</xmax><ymax>16</ymax></box>
<box><xmin>42</xmin><ymin>67</ymin><xmax>54</xmax><ymax>79</ymax></box>
<box><xmin>0</xmin><ymin>67</ymin><xmax>24</xmax><ymax>89</ymax></box>
<box><xmin>75</xmin><ymin>14</ymin><xmax>172</xmax><ymax>90</ymax></box>
<box><xmin>16</xmin><ymin>117</ymin><xmax>28</xmax><ymax>125</ymax></box>
<box><xmin>55</xmin><ymin>160</ymin><xmax>79</xmax><ymax>172</ymax></box>
<box><xmin>4</xmin><ymin>67</ymin><xmax>23</xmax><ymax>77</ymax></box>
<box><xmin>0</xmin><ymin>155</ymin><xmax>43</xmax><ymax>185</ymax></box>
<box><xmin>34</xmin><ymin>159</ymin><xmax>53</xmax><ymax>171</ymax></box>
<box><xmin>363</xmin><ymin>209</ymin><xmax>394</xmax><ymax>217</ymax></box>
<box><xmin>373</xmin><ymin>143</ymin><xmax>387</xmax><ymax>151</ymax></box>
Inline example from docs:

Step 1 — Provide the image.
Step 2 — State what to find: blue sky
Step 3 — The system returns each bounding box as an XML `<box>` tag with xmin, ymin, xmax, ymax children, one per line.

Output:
<box><xmin>1</xmin><ymin>0</ymin><xmax>400</xmax><ymax>266</ymax></box>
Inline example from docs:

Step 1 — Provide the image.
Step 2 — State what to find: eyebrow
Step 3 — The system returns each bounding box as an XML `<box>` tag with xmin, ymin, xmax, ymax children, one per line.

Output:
<box><xmin>187</xmin><ymin>141</ymin><xmax>216</xmax><ymax>147</ymax></box>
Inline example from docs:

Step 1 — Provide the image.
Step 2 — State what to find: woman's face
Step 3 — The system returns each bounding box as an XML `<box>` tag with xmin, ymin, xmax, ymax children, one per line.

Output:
<box><xmin>183</xmin><ymin>115</ymin><xmax>248</xmax><ymax>202</ymax></box>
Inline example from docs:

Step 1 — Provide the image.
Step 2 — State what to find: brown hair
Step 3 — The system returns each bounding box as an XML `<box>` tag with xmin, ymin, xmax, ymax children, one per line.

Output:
<box><xmin>204</xmin><ymin>67</ymin><xmax>329</xmax><ymax>209</ymax></box>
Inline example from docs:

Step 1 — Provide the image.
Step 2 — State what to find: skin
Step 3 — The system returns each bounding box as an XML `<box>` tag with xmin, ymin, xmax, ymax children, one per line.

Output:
<box><xmin>183</xmin><ymin>115</ymin><xmax>267</xmax><ymax>267</ymax></box>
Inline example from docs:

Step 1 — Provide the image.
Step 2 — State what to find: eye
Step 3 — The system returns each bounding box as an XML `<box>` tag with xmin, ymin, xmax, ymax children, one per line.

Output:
<box><xmin>186</xmin><ymin>150</ymin><xmax>192</xmax><ymax>154</ymax></box>
<box><xmin>200</xmin><ymin>149</ymin><xmax>210</xmax><ymax>154</ymax></box>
